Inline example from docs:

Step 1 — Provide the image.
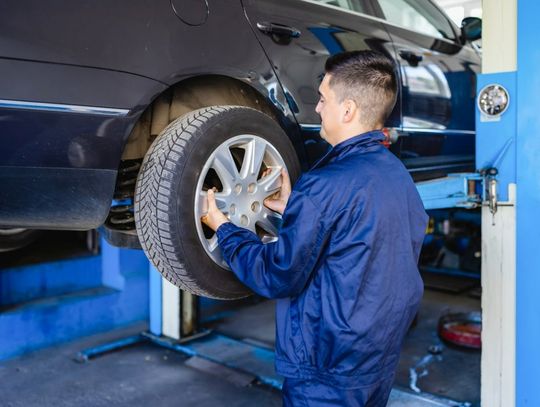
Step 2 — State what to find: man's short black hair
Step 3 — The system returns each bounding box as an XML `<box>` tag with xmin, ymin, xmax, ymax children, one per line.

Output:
<box><xmin>325</xmin><ymin>50</ymin><xmax>398</xmax><ymax>129</ymax></box>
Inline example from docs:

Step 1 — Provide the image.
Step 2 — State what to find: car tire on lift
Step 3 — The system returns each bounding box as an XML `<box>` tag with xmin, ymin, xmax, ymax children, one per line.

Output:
<box><xmin>134</xmin><ymin>105</ymin><xmax>301</xmax><ymax>299</ymax></box>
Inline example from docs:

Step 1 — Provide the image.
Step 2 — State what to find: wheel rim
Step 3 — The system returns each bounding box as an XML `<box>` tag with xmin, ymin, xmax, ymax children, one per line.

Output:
<box><xmin>194</xmin><ymin>134</ymin><xmax>286</xmax><ymax>268</ymax></box>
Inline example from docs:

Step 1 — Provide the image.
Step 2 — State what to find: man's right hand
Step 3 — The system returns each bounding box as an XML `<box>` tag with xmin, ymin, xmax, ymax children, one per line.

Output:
<box><xmin>263</xmin><ymin>168</ymin><xmax>291</xmax><ymax>215</ymax></box>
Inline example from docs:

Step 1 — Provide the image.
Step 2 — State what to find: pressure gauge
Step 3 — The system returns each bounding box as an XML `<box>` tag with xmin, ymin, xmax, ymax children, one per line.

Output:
<box><xmin>477</xmin><ymin>84</ymin><xmax>510</xmax><ymax>117</ymax></box>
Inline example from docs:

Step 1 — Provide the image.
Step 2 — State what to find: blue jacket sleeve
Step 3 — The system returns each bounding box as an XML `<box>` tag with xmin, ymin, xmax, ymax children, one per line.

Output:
<box><xmin>216</xmin><ymin>190</ymin><xmax>328</xmax><ymax>299</ymax></box>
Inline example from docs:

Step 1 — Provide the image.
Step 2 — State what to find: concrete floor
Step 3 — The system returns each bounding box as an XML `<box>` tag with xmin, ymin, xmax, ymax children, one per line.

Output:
<box><xmin>0</xmin><ymin>323</ymin><xmax>281</xmax><ymax>407</ymax></box>
<box><xmin>1</xmin><ymin>286</ymin><xmax>479</xmax><ymax>407</ymax></box>
<box><xmin>396</xmin><ymin>289</ymin><xmax>480</xmax><ymax>402</ymax></box>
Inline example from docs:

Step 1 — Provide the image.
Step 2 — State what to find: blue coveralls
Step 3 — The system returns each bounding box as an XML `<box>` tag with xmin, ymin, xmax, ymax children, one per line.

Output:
<box><xmin>216</xmin><ymin>130</ymin><xmax>428</xmax><ymax>406</ymax></box>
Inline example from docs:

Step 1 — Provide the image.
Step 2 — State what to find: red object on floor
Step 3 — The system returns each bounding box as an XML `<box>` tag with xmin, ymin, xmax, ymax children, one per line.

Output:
<box><xmin>438</xmin><ymin>312</ymin><xmax>482</xmax><ymax>349</ymax></box>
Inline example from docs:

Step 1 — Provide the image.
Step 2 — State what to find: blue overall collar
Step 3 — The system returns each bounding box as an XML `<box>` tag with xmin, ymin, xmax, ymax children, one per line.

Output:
<box><xmin>312</xmin><ymin>130</ymin><xmax>385</xmax><ymax>169</ymax></box>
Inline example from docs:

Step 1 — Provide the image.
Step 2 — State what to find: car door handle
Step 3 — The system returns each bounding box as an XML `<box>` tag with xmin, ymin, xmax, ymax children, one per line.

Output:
<box><xmin>399</xmin><ymin>50</ymin><xmax>423</xmax><ymax>65</ymax></box>
<box><xmin>256</xmin><ymin>22</ymin><xmax>301</xmax><ymax>38</ymax></box>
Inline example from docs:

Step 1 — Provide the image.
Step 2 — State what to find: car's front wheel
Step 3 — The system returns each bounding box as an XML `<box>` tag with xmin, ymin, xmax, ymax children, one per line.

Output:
<box><xmin>135</xmin><ymin>106</ymin><xmax>300</xmax><ymax>299</ymax></box>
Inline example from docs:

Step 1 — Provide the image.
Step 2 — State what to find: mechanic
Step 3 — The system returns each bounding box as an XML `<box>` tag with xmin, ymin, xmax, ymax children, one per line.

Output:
<box><xmin>202</xmin><ymin>50</ymin><xmax>428</xmax><ymax>406</ymax></box>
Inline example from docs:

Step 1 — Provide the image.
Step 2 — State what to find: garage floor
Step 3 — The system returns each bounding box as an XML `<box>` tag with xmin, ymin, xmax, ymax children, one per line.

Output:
<box><xmin>0</xmin><ymin>323</ymin><xmax>282</xmax><ymax>407</ymax></box>
<box><xmin>395</xmin><ymin>285</ymin><xmax>480</xmax><ymax>403</ymax></box>
<box><xmin>209</xmin><ymin>285</ymin><xmax>481</xmax><ymax>405</ymax></box>
<box><xmin>0</xmin><ymin>284</ymin><xmax>479</xmax><ymax>407</ymax></box>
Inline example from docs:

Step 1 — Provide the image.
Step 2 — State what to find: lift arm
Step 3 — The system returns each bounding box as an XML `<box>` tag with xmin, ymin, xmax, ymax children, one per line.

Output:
<box><xmin>415</xmin><ymin>172</ymin><xmax>485</xmax><ymax>210</ymax></box>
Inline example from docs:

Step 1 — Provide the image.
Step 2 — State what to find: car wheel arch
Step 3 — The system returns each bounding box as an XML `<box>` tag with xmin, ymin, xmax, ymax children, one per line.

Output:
<box><xmin>120</xmin><ymin>74</ymin><xmax>292</xmax><ymax>164</ymax></box>
<box><xmin>105</xmin><ymin>74</ymin><xmax>304</xmax><ymax>243</ymax></box>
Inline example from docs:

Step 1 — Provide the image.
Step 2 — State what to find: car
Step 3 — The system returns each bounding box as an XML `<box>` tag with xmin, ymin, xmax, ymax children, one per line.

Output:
<box><xmin>0</xmin><ymin>0</ymin><xmax>481</xmax><ymax>299</ymax></box>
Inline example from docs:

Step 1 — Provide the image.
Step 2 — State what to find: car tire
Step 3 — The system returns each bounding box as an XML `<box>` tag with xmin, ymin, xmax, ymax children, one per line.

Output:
<box><xmin>134</xmin><ymin>106</ymin><xmax>301</xmax><ymax>299</ymax></box>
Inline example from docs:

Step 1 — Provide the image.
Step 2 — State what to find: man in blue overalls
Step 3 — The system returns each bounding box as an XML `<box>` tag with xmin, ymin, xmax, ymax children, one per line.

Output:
<box><xmin>203</xmin><ymin>51</ymin><xmax>428</xmax><ymax>406</ymax></box>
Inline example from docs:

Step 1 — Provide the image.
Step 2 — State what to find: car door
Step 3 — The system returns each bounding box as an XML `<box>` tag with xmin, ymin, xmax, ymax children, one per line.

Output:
<box><xmin>241</xmin><ymin>0</ymin><xmax>399</xmax><ymax>166</ymax></box>
<box><xmin>370</xmin><ymin>0</ymin><xmax>480</xmax><ymax>179</ymax></box>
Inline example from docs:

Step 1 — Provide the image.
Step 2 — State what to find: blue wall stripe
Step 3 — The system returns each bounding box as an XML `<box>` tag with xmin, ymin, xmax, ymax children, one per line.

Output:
<box><xmin>0</xmin><ymin>239</ymin><xmax>149</xmax><ymax>361</ymax></box>
<box><xmin>0</xmin><ymin>256</ymin><xmax>102</xmax><ymax>306</ymax></box>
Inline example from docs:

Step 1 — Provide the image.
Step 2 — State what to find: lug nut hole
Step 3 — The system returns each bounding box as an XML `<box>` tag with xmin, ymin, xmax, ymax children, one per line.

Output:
<box><xmin>251</xmin><ymin>202</ymin><xmax>261</xmax><ymax>213</ymax></box>
<box><xmin>240</xmin><ymin>215</ymin><xmax>249</xmax><ymax>226</ymax></box>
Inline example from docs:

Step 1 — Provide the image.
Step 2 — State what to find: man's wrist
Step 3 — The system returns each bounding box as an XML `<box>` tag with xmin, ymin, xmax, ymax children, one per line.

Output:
<box><xmin>215</xmin><ymin>220</ymin><xmax>230</xmax><ymax>231</ymax></box>
<box><xmin>216</xmin><ymin>221</ymin><xmax>237</xmax><ymax>242</ymax></box>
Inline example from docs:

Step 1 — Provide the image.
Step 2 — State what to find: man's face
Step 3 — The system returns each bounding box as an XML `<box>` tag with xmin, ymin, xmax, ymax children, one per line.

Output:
<box><xmin>315</xmin><ymin>74</ymin><xmax>344</xmax><ymax>146</ymax></box>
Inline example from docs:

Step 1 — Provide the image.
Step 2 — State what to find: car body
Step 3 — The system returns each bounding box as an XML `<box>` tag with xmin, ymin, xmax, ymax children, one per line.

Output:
<box><xmin>0</xmin><ymin>0</ymin><xmax>480</xmax><ymax>256</ymax></box>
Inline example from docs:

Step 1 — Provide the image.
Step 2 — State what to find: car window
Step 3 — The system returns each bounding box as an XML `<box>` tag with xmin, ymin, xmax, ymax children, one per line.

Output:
<box><xmin>309</xmin><ymin>0</ymin><xmax>366</xmax><ymax>14</ymax></box>
<box><xmin>378</xmin><ymin>0</ymin><xmax>456</xmax><ymax>40</ymax></box>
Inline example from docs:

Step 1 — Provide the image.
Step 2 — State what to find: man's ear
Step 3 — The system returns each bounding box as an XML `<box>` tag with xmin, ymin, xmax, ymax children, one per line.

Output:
<box><xmin>342</xmin><ymin>99</ymin><xmax>357</xmax><ymax>123</ymax></box>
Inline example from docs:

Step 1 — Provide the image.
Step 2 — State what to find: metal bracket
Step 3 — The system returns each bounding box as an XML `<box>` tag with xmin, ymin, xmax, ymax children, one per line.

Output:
<box><xmin>479</xmin><ymin>167</ymin><xmax>499</xmax><ymax>215</ymax></box>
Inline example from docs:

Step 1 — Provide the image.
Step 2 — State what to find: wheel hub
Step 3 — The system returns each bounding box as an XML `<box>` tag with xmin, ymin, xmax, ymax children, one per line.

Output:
<box><xmin>194</xmin><ymin>135</ymin><xmax>286</xmax><ymax>268</ymax></box>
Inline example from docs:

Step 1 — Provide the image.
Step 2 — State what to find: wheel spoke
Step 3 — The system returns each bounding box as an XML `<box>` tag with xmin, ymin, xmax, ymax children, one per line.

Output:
<box><xmin>212</xmin><ymin>146</ymin><xmax>239</xmax><ymax>189</ymax></box>
<box><xmin>258</xmin><ymin>208</ymin><xmax>282</xmax><ymax>237</ymax></box>
<box><xmin>197</xmin><ymin>190</ymin><xmax>231</xmax><ymax>216</ymax></box>
<box><xmin>207</xmin><ymin>235</ymin><xmax>219</xmax><ymax>253</ymax></box>
<box><xmin>258</xmin><ymin>166</ymin><xmax>282</xmax><ymax>196</ymax></box>
<box><xmin>214</xmin><ymin>192</ymin><xmax>231</xmax><ymax>211</ymax></box>
<box><xmin>241</xmin><ymin>138</ymin><xmax>266</xmax><ymax>180</ymax></box>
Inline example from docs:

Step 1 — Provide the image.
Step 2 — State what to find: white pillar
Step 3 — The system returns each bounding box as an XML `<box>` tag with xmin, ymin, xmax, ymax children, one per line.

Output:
<box><xmin>479</xmin><ymin>1</ymin><xmax>517</xmax><ymax>406</ymax></box>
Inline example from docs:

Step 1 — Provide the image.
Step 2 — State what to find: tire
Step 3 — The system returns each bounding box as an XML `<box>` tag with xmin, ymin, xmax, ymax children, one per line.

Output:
<box><xmin>135</xmin><ymin>106</ymin><xmax>301</xmax><ymax>299</ymax></box>
<box><xmin>0</xmin><ymin>228</ymin><xmax>42</xmax><ymax>252</ymax></box>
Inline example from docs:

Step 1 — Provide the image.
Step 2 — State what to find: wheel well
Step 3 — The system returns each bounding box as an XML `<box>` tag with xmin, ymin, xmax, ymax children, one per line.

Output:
<box><xmin>105</xmin><ymin>75</ymin><xmax>284</xmax><ymax>244</ymax></box>
<box><xmin>121</xmin><ymin>75</ymin><xmax>278</xmax><ymax>160</ymax></box>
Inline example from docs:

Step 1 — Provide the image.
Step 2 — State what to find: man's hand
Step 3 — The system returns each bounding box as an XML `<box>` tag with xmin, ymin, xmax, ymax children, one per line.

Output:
<box><xmin>201</xmin><ymin>189</ymin><xmax>229</xmax><ymax>231</ymax></box>
<box><xmin>263</xmin><ymin>168</ymin><xmax>291</xmax><ymax>215</ymax></box>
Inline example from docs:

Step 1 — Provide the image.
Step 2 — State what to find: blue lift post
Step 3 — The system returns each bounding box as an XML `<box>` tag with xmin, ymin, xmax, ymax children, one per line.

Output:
<box><xmin>474</xmin><ymin>0</ymin><xmax>540</xmax><ymax>405</ymax></box>
<box><xmin>515</xmin><ymin>0</ymin><xmax>540</xmax><ymax>405</ymax></box>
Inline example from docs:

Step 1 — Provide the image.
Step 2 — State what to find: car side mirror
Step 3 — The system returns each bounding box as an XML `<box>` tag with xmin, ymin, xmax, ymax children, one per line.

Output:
<box><xmin>461</xmin><ymin>17</ymin><xmax>482</xmax><ymax>42</ymax></box>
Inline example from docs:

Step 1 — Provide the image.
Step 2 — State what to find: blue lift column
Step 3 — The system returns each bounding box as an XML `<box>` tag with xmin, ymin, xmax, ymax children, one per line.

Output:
<box><xmin>478</xmin><ymin>1</ymin><xmax>540</xmax><ymax>405</ymax></box>
<box><xmin>515</xmin><ymin>1</ymin><xmax>540</xmax><ymax>405</ymax></box>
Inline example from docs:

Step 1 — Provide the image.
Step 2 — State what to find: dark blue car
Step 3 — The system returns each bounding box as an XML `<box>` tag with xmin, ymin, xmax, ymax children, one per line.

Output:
<box><xmin>0</xmin><ymin>0</ymin><xmax>480</xmax><ymax>298</ymax></box>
